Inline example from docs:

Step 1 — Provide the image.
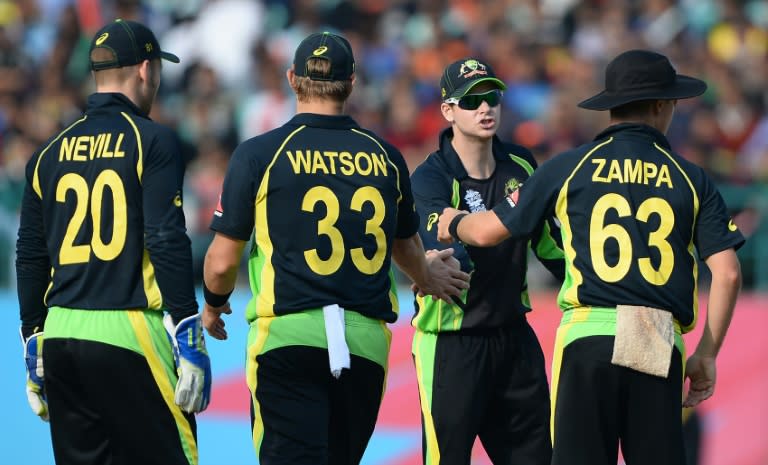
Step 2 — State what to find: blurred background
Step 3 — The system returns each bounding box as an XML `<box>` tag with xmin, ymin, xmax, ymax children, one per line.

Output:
<box><xmin>0</xmin><ymin>0</ymin><xmax>765</xmax><ymax>464</ymax></box>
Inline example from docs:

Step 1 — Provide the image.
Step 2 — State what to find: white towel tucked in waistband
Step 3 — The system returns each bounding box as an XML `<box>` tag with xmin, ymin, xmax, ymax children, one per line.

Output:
<box><xmin>323</xmin><ymin>304</ymin><xmax>350</xmax><ymax>378</ymax></box>
<box><xmin>611</xmin><ymin>305</ymin><xmax>674</xmax><ymax>378</ymax></box>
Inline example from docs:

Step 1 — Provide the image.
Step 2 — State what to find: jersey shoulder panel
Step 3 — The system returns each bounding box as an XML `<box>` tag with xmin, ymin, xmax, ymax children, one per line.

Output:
<box><xmin>410</xmin><ymin>153</ymin><xmax>453</xmax><ymax>194</ymax></box>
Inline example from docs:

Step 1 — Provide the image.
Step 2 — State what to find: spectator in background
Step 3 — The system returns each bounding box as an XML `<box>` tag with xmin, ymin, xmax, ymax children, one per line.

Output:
<box><xmin>236</xmin><ymin>45</ymin><xmax>294</xmax><ymax>142</ymax></box>
<box><xmin>184</xmin><ymin>135</ymin><xmax>231</xmax><ymax>282</ymax></box>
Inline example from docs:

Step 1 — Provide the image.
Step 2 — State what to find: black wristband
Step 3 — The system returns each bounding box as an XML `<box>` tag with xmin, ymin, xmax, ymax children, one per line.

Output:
<box><xmin>203</xmin><ymin>282</ymin><xmax>233</xmax><ymax>307</ymax></box>
<box><xmin>448</xmin><ymin>213</ymin><xmax>468</xmax><ymax>242</ymax></box>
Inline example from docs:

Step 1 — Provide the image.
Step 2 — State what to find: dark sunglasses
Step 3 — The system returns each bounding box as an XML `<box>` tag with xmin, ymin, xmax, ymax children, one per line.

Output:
<box><xmin>445</xmin><ymin>89</ymin><xmax>503</xmax><ymax>110</ymax></box>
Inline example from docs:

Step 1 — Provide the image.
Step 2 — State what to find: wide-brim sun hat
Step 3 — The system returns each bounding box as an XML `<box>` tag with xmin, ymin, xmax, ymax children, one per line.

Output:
<box><xmin>578</xmin><ymin>49</ymin><xmax>707</xmax><ymax>111</ymax></box>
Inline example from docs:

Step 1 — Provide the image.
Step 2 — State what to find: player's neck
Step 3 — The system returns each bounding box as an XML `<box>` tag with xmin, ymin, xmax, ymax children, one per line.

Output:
<box><xmin>451</xmin><ymin>133</ymin><xmax>495</xmax><ymax>179</ymax></box>
<box><xmin>96</xmin><ymin>85</ymin><xmax>138</xmax><ymax>106</ymax></box>
<box><xmin>609</xmin><ymin>116</ymin><xmax>666</xmax><ymax>134</ymax></box>
<box><xmin>296</xmin><ymin>99</ymin><xmax>346</xmax><ymax>116</ymax></box>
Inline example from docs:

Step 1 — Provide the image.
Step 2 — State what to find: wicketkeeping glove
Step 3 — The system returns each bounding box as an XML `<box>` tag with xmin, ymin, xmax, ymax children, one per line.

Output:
<box><xmin>21</xmin><ymin>328</ymin><xmax>48</xmax><ymax>421</ymax></box>
<box><xmin>163</xmin><ymin>314</ymin><xmax>212</xmax><ymax>413</ymax></box>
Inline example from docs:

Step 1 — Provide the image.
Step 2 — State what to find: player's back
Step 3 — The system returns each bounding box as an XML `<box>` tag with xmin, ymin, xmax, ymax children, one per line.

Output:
<box><xmin>556</xmin><ymin>124</ymin><xmax>706</xmax><ymax>326</ymax></box>
<box><xmin>240</xmin><ymin>114</ymin><xmax>411</xmax><ymax>321</ymax></box>
<box><xmin>29</xmin><ymin>93</ymin><xmax>172</xmax><ymax>310</ymax></box>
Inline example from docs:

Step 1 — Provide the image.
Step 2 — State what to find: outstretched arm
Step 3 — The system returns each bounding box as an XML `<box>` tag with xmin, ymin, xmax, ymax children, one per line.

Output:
<box><xmin>437</xmin><ymin>208</ymin><xmax>510</xmax><ymax>246</ymax></box>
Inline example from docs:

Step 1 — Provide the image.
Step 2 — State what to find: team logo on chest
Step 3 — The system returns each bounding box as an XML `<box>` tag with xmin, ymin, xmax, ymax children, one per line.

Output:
<box><xmin>504</xmin><ymin>178</ymin><xmax>522</xmax><ymax>208</ymax></box>
<box><xmin>464</xmin><ymin>189</ymin><xmax>486</xmax><ymax>213</ymax></box>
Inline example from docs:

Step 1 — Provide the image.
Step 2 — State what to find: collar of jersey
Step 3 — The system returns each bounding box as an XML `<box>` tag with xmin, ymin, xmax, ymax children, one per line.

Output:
<box><xmin>86</xmin><ymin>92</ymin><xmax>147</xmax><ymax>118</ymax></box>
<box><xmin>436</xmin><ymin>127</ymin><xmax>508</xmax><ymax>181</ymax></box>
<box><xmin>289</xmin><ymin>113</ymin><xmax>359</xmax><ymax>130</ymax></box>
<box><xmin>594</xmin><ymin>123</ymin><xmax>672</xmax><ymax>150</ymax></box>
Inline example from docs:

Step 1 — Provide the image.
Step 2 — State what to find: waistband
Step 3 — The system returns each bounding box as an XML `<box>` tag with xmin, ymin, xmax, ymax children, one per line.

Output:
<box><xmin>562</xmin><ymin>306</ymin><xmax>682</xmax><ymax>334</ymax></box>
<box><xmin>251</xmin><ymin>307</ymin><xmax>384</xmax><ymax>327</ymax></box>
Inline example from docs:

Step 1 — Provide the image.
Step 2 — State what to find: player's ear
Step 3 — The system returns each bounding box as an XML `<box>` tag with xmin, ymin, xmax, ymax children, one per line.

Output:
<box><xmin>286</xmin><ymin>66</ymin><xmax>296</xmax><ymax>89</ymax></box>
<box><xmin>137</xmin><ymin>59</ymin><xmax>150</xmax><ymax>82</ymax></box>
<box><xmin>441</xmin><ymin>102</ymin><xmax>454</xmax><ymax>124</ymax></box>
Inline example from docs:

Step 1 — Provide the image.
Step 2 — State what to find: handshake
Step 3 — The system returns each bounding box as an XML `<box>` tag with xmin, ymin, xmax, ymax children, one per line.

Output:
<box><xmin>21</xmin><ymin>312</ymin><xmax>212</xmax><ymax>421</ymax></box>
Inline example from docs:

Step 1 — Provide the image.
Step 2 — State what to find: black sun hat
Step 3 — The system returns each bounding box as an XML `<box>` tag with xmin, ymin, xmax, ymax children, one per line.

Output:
<box><xmin>578</xmin><ymin>50</ymin><xmax>707</xmax><ymax>111</ymax></box>
<box><xmin>89</xmin><ymin>19</ymin><xmax>180</xmax><ymax>71</ymax></box>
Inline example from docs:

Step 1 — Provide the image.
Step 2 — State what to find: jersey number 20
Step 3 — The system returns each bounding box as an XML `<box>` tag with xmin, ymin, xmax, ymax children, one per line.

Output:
<box><xmin>57</xmin><ymin>170</ymin><xmax>127</xmax><ymax>265</ymax></box>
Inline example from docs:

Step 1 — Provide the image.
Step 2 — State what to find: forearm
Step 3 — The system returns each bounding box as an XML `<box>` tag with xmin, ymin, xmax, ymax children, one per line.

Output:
<box><xmin>455</xmin><ymin>210</ymin><xmax>509</xmax><ymax>247</ymax></box>
<box><xmin>203</xmin><ymin>262</ymin><xmax>238</xmax><ymax>294</ymax></box>
<box><xmin>203</xmin><ymin>233</ymin><xmax>245</xmax><ymax>294</ymax></box>
<box><xmin>17</xmin><ymin>184</ymin><xmax>50</xmax><ymax>335</ymax></box>
<box><xmin>696</xmin><ymin>250</ymin><xmax>741</xmax><ymax>358</ymax></box>
<box><xmin>16</xmin><ymin>257</ymin><xmax>50</xmax><ymax>337</ymax></box>
<box><xmin>391</xmin><ymin>234</ymin><xmax>429</xmax><ymax>287</ymax></box>
<box><xmin>146</xmin><ymin>227</ymin><xmax>198</xmax><ymax>320</ymax></box>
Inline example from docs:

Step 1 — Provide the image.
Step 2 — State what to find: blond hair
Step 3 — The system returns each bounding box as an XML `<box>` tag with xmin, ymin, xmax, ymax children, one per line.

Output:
<box><xmin>294</xmin><ymin>58</ymin><xmax>352</xmax><ymax>103</ymax></box>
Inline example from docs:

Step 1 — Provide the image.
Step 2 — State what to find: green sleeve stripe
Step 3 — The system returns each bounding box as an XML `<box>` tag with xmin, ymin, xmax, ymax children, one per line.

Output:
<box><xmin>536</xmin><ymin>221</ymin><xmax>564</xmax><ymax>259</ymax></box>
<box><xmin>451</xmin><ymin>179</ymin><xmax>460</xmax><ymax>208</ymax></box>
<box><xmin>508</xmin><ymin>154</ymin><xmax>534</xmax><ymax>175</ymax></box>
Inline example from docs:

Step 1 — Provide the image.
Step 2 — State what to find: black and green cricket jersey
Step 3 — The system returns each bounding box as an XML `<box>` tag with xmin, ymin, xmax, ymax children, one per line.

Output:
<box><xmin>210</xmin><ymin>113</ymin><xmax>418</xmax><ymax>324</ymax></box>
<box><xmin>411</xmin><ymin>127</ymin><xmax>565</xmax><ymax>332</ymax></box>
<box><xmin>17</xmin><ymin>93</ymin><xmax>197</xmax><ymax>335</ymax></box>
<box><xmin>492</xmin><ymin>123</ymin><xmax>745</xmax><ymax>331</ymax></box>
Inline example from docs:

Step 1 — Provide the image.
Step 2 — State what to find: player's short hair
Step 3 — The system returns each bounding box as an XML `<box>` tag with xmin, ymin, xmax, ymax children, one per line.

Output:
<box><xmin>294</xmin><ymin>58</ymin><xmax>352</xmax><ymax>103</ymax></box>
<box><xmin>90</xmin><ymin>48</ymin><xmax>136</xmax><ymax>84</ymax></box>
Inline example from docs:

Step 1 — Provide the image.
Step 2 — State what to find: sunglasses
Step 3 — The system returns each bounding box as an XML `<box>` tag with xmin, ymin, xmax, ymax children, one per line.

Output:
<box><xmin>445</xmin><ymin>89</ymin><xmax>503</xmax><ymax>110</ymax></box>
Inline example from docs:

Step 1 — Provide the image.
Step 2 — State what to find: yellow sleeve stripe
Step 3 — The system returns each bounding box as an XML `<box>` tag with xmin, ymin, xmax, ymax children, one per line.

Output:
<box><xmin>254</xmin><ymin>125</ymin><xmax>306</xmax><ymax>316</ymax></box>
<box><xmin>120</xmin><ymin>112</ymin><xmax>143</xmax><ymax>182</ymax></box>
<box><xmin>556</xmin><ymin>137</ymin><xmax>614</xmax><ymax>306</ymax></box>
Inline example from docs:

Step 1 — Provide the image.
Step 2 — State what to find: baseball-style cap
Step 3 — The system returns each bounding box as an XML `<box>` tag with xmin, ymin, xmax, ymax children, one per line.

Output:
<box><xmin>293</xmin><ymin>32</ymin><xmax>355</xmax><ymax>81</ymax></box>
<box><xmin>89</xmin><ymin>19</ymin><xmax>180</xmax><ymax>71</ymax></box>
<box><xmin>578</xmin><ymin>50</ymin><xmax>707</xmax><ymax>111</ymax></box>
<box><xmin>440</xmin><ymin>58</ymin><xmax>506</xmax><ymax>101</ymax></box>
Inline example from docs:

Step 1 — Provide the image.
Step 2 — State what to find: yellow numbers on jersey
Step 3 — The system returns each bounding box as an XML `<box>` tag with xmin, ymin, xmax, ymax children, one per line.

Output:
<box><xmin>590</xmin><ymin>193</ymin><xmax>674</xmax><ymax>285</ymax></box>
<box><xmin>302</xmin><ymin>186</ymin><xmax>387</xmax><ymax>276</ymax></box>
<box><xmin>56</xmin><ymin>170</ymin><xmax>127</xmax><ymax>265</ymax></box>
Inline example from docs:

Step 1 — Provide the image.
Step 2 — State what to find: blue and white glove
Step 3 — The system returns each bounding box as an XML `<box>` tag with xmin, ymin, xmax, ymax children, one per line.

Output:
<box><xmin>21</xmin><ymin>328</ymin><xmax>48</xmax><ymax>421</ymax></box>
<box><xmin>163</xmin><ymin>314</ymin><xmax>212</xmax><ymax>413</ymax></box>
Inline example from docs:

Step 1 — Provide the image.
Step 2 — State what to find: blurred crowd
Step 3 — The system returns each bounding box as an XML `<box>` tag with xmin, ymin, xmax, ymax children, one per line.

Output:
<box><xmin>0</xmin><ymin>0</ymin><xmax>766</xmax><ymax>287</ymax></box>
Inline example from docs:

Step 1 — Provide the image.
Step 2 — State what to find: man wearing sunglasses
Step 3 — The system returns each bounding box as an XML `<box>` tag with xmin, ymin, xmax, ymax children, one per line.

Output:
<box><xmin>409</xmin><ymin>58</ymin><xmax>565</xmax><ymax>465</ymax></box>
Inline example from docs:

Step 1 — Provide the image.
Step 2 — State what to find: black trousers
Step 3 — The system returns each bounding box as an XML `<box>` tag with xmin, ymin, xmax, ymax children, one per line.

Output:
<box><xmin>44</xmin><ymin>338</ymin><xmax>197</xmax><ymax>465</ymax></box>
<box><xmin>414</xmin><ymin>319</ymin><xmax>552</xmax><ymax>465</ymax></box>
<box><xmin>551</xmin><ymin>336</ymin><xmax>685</xmax><ymax>465</ymax></box>
<box><xmin>252</xmin><ymin>345</ymin><xmax>386</xmax><ymax>465</ymax></box>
